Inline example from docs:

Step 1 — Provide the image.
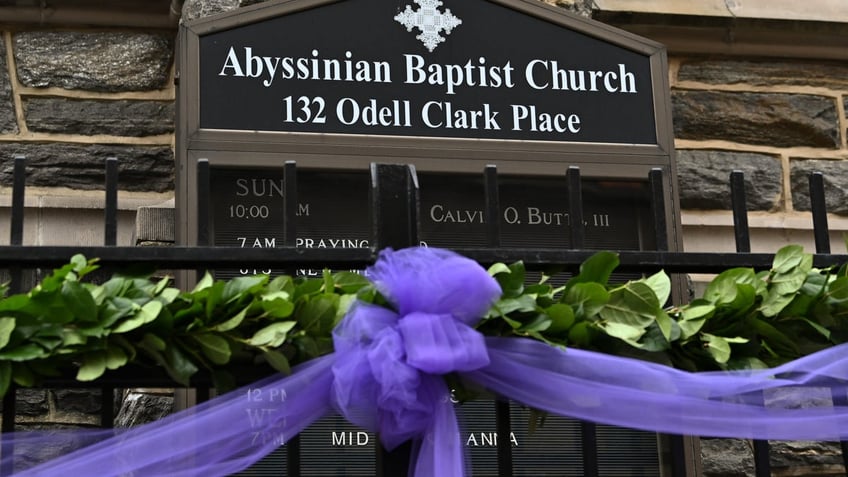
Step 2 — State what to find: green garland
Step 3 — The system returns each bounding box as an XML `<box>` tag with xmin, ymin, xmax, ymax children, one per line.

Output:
<box><xmin>0</xmin><ymin>245</ymin><xmax>843</xmax><ymax>397</ymax></box>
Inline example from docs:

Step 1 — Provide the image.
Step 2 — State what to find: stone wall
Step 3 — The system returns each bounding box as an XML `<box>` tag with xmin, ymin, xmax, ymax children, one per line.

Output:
<box><xmin>673</xmin><ymin>58</ymin><xmax>848</xmax><ymax>217</ymax></box>
<box><xmin>0</xmin><ymin>28</ymin><xmax>175</xmax><ymax>249</ymax></box>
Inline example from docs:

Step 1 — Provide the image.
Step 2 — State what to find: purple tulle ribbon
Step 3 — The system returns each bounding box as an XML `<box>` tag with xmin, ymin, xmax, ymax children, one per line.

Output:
<box><xmin>8</xmin><ymin>247</ymin><xmax>848</xmax><ymax>476</ymax></box>
<box><xmin>331</xmin><ymin>247</ymin><xmax>501</xmax><ymax>475</ymax></box>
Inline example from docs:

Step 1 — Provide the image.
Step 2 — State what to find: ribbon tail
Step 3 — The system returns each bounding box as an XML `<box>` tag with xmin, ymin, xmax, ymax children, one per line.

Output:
<box><xmin>8</xmin><ymin>355</ymin><xmax>336</xmax><ymax>477</ymax></box>
<box><xmin>411</xmin><ymin>376</ymin><xmax>466</xmax><ymax>477</ymax></box>
<box><xmin>466</xmin><ymin>338</ymin><xmax>848</xmax><ymax>441</ymax></box>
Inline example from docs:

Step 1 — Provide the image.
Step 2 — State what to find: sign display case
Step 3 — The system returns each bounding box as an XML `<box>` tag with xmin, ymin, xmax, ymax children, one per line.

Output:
<box><xmin>177</xmin><ymin>0</ymin><xmax>682</xmax><ymax>474</ymax></box>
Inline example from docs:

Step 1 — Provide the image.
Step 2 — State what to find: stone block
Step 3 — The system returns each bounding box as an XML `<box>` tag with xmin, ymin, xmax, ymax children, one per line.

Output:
<box><xmin>0</xmin><ymin>143</ymin><xmax>173</xmax><ymax>192</ymax></box>
<box><xmin>13</xmin><ymin>32</ymin><xmax>173</xmax><ymax>93</ymax></box>
<box><xmin>136</xmin><ymin>200</ymin><xmax>175</xmax><ymax>244</ymax></box>
<box><xmin>114</xmin><ymin>391</ymin><xmax>174</xmax><ymax>427</ymax></box>
<box><xmin>0</xmin><ymin>35</ymin><xmax>17</xmax><ymax>134</ymax></box>
<box><xmin>53</xmin><ymin>389</ymin><xmax>101</xmax><ymax>414</ymax></box>
<box><xmin>24</xmin><ymin>98</ymin><xmax>174</xmax><ymax>137</ymax></box>
<box><xmin>790</xmin><ymin>159</ymin><xmax>848</xmax><ymax>215</ymax></box>
<box><xmin>678</xmin><ymin>59</ymin><xmax>848</xmax><ymax>90</ymax></box>
<box><xmin>677</xmin><ymin>150</ymin><xmax>782</xmax><ymax>211</ymax></box>
<box><xmin>15</xmin><ymin>389</ymin><xmax>48</xmax><ymax>416</ymax></box>
<box><xmin>672</xmin><ymin>90</ymin><xmax>839</xmax><ymax>148</ymax></box>
<box><xmin>701</xmin><ymin>438</ymin><xmax>755</xmax><ymax>477</ymax></box>
<box><xmin>181</xmin><ymin>0</ymin><xmax>240</xmax><ymax>22</ymax></box>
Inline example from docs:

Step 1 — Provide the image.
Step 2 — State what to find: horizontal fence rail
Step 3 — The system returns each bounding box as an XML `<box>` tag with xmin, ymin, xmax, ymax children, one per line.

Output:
<box><xmin>0</xmin><ymin>156</ymin><xmax>846</xmax><ymax>477</ymax></box>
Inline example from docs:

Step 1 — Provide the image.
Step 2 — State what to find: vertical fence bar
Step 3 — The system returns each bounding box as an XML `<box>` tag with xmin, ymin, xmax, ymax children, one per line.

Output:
<box><xmin>809</xmin><ymin>172</ymin><xmax>830</xmax><ymax>254</ymax></box>
<box><xmin>283</xmin><ymin>162</ymin><xmax>298</xmax><ymax>248</ymax></box>
<box><xmin>809</xmin><ymin>172</ymin><xmax>848</xmax><ymax>471</ymax></box>
<box><xmin>730</xmin><ymin>172</ymin><xmax>771</xmax><ymax>477</ymax></box>
<box><xmin>104</xmin><ymin>158</ymin><xmax>118</xmax><ymax>247</ymax></box>
<box><xmin>730</xmin><ymin>172</ymin><xmax>751</xmax><ymax>253</ymax></box>
<box><xmin>483</xmin><ymin>166</ymin><xmax>515</xmax><ymax>477</ymax></box>
<box><xmin>566</xmin><ymin>167</ymin><xmax>585</xmax><ymax>249</ymax></box>
<box><xmin>101</xmin><ymin>157</ymin><xmax>119</xmax><ymax>429</ymax></box>
<box><xmin>195</xmin><ymin>159</ymin><xmax>211</xmax><ymax>404</ymax></box>
<box><xmin>649</xmin><ymin>169</ymin><xmax>669</xmax><ymax>252</ymax></box>
<box><xmin>372</xmin><ymin>164</ymin><xmax>418</xmax><ymax>476</ymax></box>
<box><xmin>1</xmin><ymin>156</ymin><xmax>25</xmax><ymax>474</ymax></box>
<box><xmin>9</xmin><ymin>156</ymin><xmax>25</xmax><ymax>294</ymax></box>
<box><xmin>651</xmin><ymin>171</ymin><xmax>693</xmax><ymax>477</ymax></box>
<box><xmin>565</xmin><ymin>167</ymin><xmax>599</xmax><ymax>477</ymax></box>
<box><xmin>650</xmin><ymin>169</ymin><xmax>689</xmax><ymax>477</ymax></box>
<box><xmin>282</xmin><ymin>161</ymin><xmax>301</xmax><ymax>477</ymax></box>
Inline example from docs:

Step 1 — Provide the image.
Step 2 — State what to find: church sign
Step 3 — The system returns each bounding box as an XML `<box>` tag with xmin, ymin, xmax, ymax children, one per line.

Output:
<box><xmin>177</xmin><ymin>0</ymin><xmax>681</xmax><ymax>474</ymax></box>
<box><xmin>198</xmin><ymin>0</ymin><xmax>657</xmax><ymax>143</ymax></box>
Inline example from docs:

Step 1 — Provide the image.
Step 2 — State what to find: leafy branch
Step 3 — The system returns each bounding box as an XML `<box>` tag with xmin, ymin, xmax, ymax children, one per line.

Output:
<box><xmin>481</xmin><ymin>245</ymin><xmax>847</xmax><ymax>371</ymax></box>
<box><xmin>0</xmin><ymin>245</ymin><xmax>843</xmax><ymax>397</ymax></box>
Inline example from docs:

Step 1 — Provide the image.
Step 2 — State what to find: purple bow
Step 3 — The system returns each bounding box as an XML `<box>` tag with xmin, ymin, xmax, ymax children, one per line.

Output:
<box><xmin>331</xmin><ymin>247</ymin><xmax>501</xmax><ymax>475</ymax></box>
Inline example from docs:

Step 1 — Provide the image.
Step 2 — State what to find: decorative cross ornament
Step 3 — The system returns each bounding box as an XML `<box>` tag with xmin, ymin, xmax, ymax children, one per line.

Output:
<box><xmin>395</xmin><ymin>0</ymin><xmax>462</xmax><ymax>52</ymax></box>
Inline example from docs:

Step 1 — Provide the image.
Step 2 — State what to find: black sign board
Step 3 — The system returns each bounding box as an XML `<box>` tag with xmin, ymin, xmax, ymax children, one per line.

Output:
<box><xmin>210</xmin><ymin>168</ymin><xmax>655</xmax><ymax>278</ymax></box>
<box><xmin>235</xmin><ymin>399</ymin><xmax>661</xmax><ymax>476</ymax></box>
<box><xmin>198</xmin><ymin>0</ymin><xmax>656</xmax><ymax>144</ymax></box>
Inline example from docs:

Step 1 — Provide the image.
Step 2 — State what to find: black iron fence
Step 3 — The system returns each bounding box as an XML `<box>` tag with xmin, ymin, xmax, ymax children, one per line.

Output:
<box><xmin>1</xmin><ymin>155</ymin><xmax>847</xmax><ymax>476</ymax></box>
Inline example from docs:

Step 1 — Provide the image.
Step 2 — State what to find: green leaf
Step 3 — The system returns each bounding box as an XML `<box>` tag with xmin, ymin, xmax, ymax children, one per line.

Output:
<box><xmin>0</xmin><ymin>344</ymin><xmax>46</xmax><ymax>361</ymax></box>
<box><xmin>248</xmin><ymin>321</ymin><xmax>297</xmax><ymax>348</ymax></box>
<box><xmin>601</xmin><ymin>321</ymin><xmax>645</xmax><ymax>341</ymax></box>
<box><xmin>493</xmin><ymin>262</ymin><xmax>526</xmax><ymax>298</ymax></box>
<box><xmin>157</xmin><ymin>287</ymin><xmax>181</xmax><ymax>305</ymax></box>
<box><xmin>61</xmin><ymin>330</ymin><xmax>87</xmax><ymax>346</ymax></box>
<box><xmin>678</xmin><ymin>319</ymin><xmax>705</xmax><ymax>340</ymax></box>
<box><xmin>702</xmin><ymin>333</ymin><xmax>747</xmax><ymax>364</ymax></box>
<box><xmin>567</xmin><ymin>321</ymin><xmax>595</xmax><ymax>346</ymax></box>
<box><xmin>192</xmin><ymin>272</ymin><xmax>214</xmax><ymax>293</ymax></box>
<box><xmin>332</xmin><ymin>271</ymin><xmax>370</xmax><ymax>293</ymax></box>
<box><xmin>760</xmin><ymin>288</ymin><xmax>796</xmax><ymax>317</ymax></box>
<box><xmin>298</xmin><ymin>294</ymin><xmax>339</xmax><ymax>335</ymax></box>
<box><xmin>726</xmin><ymin>356</ymin><xmax>770</xmax><ymax>371</ymax></box>
<box><xmin>322</xmin><ymin>269</ymin><xmax>334</xmax><ymax>294</ymax></box>
<box><xmin>487</xmin><ymin>263</ymin><xmax>511</xmax><ymax>277</ymax></box>
<box><xmin>12</xmin><ymin>364</ymin><xmax>35</xmax><ymax>387</ymax></box>
<box><xmin>112</xmin><ymin>300</ymin><xmax>163</xmax><ymax>333</ymax></box>
<box><xmin>212</xmin><ymin>305</ymin><xmax>250</xmax><ymax>332</ymax></box>
<box><xmin>655</xmin><ymin>310</ymin><xmax>675</xmax><ymax>342</ymax></box>
<box><xmin>747</xmin><ymin>317</ymin><xmax>799</xmax><ymax>357</ymax></box>
<box><xmin>490</xmin><ymin>295</ymin><xmax>537</xmax><ymax>316</ymax></box>
<box><xmin>599</xmin><ymin>282</ymin><xmax>659</xmax><ymax>329</ymax></box>
<box><xmin>142</xmin><ymin>333</ymin><xmax>167</xmax><ymax>351</ymax></box>
<box><xmin>263</xmin><ymin>350</ymin><xmax>292</xmax><ymax>374</ymax></box>
<box><xmin>222</xmin><ymin>275</ymin><xmax>267</xmax><ymax>304</ymax></box>
<box><xmin>105</xmin><ymin>345</ymin><xmax>128</xmax><ymax>370</ymax></box>
<box><xmin>564</xmin><ymin>282</ymin><xmax>610</xmax><ymax>319</ymax></box>
<box><xmin>294</xmin><ymin>278</ymin><xmax>323</xmax><ymax>300</ymax></box>
<box><xmin>643</xmin><ymin>271</ymin><xmax>671</xmax><ymax>306</ymax></box>
<box><xmin>800</xmin><ymin>317</ymin><xmax>832</xmax><ymax>341</ymax></box>
<box><xmin>770</xmin><ymin>270</ymin><xmax>808</xmax><ymax>296</ymax></box>
<box><xmin>61</xmin><ymin>281</ymin><xmax>98</xmax><ymax>322</ymax></box>
<box><xmin>681</xmin><ymin>302</ymin><xmax>716</xmax><ymax>321</ymax></box>
<box><xmin>163</xmin><ymin>345</ymin><xmax>199</xmax><ymax>386</ymax></box>
<box><xmin>827</xmin><ymin>276</ymin><xmax>848</xmax><ymax>301</ymax></box>
<box><xmin>772</xmin><ymin>245</ymin><xmax>805</xmax><ymax>274</ymax></box>
<box><xmin>545</xmin><ymin>304</ymin><xmax>575</xmax><ymax>333</ymax></box>
<box><xmin>193</xmin><ymin>333</ymin><xmax>231</xmax><ymax>365</ymax></box>
<box><xmin>77</xmin><ymin>351</ymin><xmax>107</xmax><ymax>381</ymax></box>
<box><xmin>261</xmin><ymin>292</ymin><xmax>295</xmax><ymax>319</ymax></box>
<box><xmin>0</xmin><ymin>362</ymin><xmax>11</xmax><ymax>397</ymax></box>
<box><xmin>565</xmin><ymin>251</ymin><xmax>619</xmax><ymax>291</ymax></box>
<box><xmin>0</xmin><ymin>317</ymin><xmax>15</xmax><ymax>349</ymax></box>
<box><xmin>518</xmin><ymin>315</ymin><xmax>552</xmax><ymax>333</ymax></box>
